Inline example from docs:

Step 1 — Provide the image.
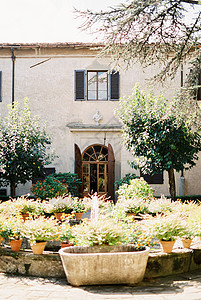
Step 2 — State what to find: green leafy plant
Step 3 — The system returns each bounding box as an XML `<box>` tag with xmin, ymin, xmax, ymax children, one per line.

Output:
<box><xmin>21</xmin><ymin>216</ymin><xmax>58</xmax><ymax>244</ymax></box>
<box><xmin>117</xmin><ymin>178</ymin><xmax>154</xmax><ymax>201</ymax></box>
<box><xmin>31</xmin><ymin>176</ymin><xmax>68</xmax><ymax>200</ymax></box>
<box><xmin>0</xmin><ymin>217</ymin><xmax>23</xmax><ymax>240</ymax></box>
<box><xmin>115</xmin><ymin>173</ymin><xmax>139</xmax><ymax>192</ymax></box>
<box><xmin>148</xmin><ymin>214</ymin><xmax>184</xmax><ymax>241</ymax></box>
<box><xmin>0</xmin><ymin>99</ymin><xmax>55</xmax><ymax>197</ymax></box>
<box><xmin>48</xmin><ymin>196</ymin><xmax>73</xmax><ymax>214</ymax></box>
<box><xmin>71</xmin><ymin>198</ymin><xmax>86</xmax><ymax>213</ymax></box>
<box><xmin>50</xmin><ymin>173</ymin><xmax>82</xmax><ymax>197</ymax></box>
<box><xmin>124</xmin><ymin>223</ymin><xmax>155</xmax><ymax>251</ymax></box>
<box><xmin>58</xmin><ymin>220</ymin><xmax>73</xmax><ymax>243</ymax></box>
<box><xmin>71</xmin><ymin>218</ymin><xmax>125</xmax><ymax>247</ymax></box>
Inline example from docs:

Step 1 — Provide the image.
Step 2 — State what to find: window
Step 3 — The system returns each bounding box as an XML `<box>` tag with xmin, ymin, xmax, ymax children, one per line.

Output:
<box><xmin>198</xmin><ymin>70</ymin><xmax>201</xmax><ymax>101</ymax></box>
<box><xmin>32</xmin><ymin>167</ymin><xmax>56</xmax><ymax>184</ymax></box>
<box><xmin>75</xmin><ymin>70</ymin><xmax>120</xmax><ymax>101</ymax></box>
<box><xmin>140</xmin><ymin>171</ymin><xmax>164</xmax><ymax>184</ymax></box>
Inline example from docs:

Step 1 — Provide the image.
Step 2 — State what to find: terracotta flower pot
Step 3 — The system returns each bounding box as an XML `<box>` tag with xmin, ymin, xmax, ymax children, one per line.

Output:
<box><xmin>182</xmin><ymin>238</ymin><xmax>192</xmax><ymax>249</ymax></box>
<box><xmin>54</xmin><ymin>212</ymin><xmax>63</xmax><ymax>221</ymax></box>
<box><xmin>31</xmin><ymin>241</ymin><xmax>47</xmax><ymax>255</ymax></box>
<box><xmin>10</xmin><ymin>238</ymin><xmax>23</xmax><ymax>252</ymax></box>
<box><xmin>74</xmin><ymin>212</ymin><xmax>83</xmax><ymax>220</ymax></box>
<box><xmin>160</xmin><ymin>240</ymin><xmax>175</xmax><ymax>253</ymax></box>
<box><xmin>60</xmin><ymin>242</ymin><xmax>73</xmax><ymax>248</ymax></box>
<box><xmin>21</xmin><ymin>213</ymin><xmax>29</xmax><ymax>222</ymax></box>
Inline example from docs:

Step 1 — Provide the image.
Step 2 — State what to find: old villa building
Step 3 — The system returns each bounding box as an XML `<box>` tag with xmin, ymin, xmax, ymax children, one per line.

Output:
<box><xmin>0</xmin><ymin>43</ymin><xmax>200</xmax><ymax>199</ymax></box>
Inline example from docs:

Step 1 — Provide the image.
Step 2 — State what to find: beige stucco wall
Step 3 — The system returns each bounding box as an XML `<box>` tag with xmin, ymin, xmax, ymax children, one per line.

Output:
<box><xmin>0</xmin><ymin>44</ymin><xmax>200</xmax><ymax>197</ymax></box>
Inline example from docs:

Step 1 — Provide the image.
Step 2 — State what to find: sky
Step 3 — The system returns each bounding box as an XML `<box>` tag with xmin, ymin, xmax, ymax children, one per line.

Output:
<box><xmin>0</xmin><ymin>0</ymin><xmax>119</xmax><ymax>43</ymax></box>
<box><xmin>0</xmin><ymin>0</ymin><xmax>200</xmax><ymax>44</ymax></box>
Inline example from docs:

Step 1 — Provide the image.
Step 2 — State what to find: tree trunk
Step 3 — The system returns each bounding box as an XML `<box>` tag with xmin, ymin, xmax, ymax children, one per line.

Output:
<box><xmin>168</xmin><ymin>168</ymin><xmax>176</xmax><ymax>200</ymax></box>
<box><xmin>10</xmin><ymin>180</ymin><xmax>16</xmax><ymax>198</ymax></box>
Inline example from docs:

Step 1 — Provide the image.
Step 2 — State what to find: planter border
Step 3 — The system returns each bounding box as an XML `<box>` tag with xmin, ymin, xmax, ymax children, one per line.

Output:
<box><xmin>0</xmin><ymin>246</ymin><xmax>201</xmax><ymax>280</ymax></box>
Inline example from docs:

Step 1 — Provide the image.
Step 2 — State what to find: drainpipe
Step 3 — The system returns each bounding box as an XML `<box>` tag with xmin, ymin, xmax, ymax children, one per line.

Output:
<box><xmin>179</xmin><ymin>64</ymin><xmax>185</xmax><ymax>196</ymax></box>
<box><xmin>11</xmin><ymin>48</ymin><xmax>15</xmax><ymax>105</ymax></box>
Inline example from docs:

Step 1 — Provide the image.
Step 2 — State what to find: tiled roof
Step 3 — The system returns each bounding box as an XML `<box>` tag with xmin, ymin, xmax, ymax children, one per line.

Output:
<box><xmin>0</xmin><ymin>42</ymin><xmax>103</xmax><ymax>49</ymax></box>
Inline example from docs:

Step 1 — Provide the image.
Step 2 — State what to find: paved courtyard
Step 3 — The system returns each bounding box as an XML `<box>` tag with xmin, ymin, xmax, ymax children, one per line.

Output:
<box><xmin>1</xmin><ymin>270</ymin><xmax>201</xmax><ymax>300</ymax></box>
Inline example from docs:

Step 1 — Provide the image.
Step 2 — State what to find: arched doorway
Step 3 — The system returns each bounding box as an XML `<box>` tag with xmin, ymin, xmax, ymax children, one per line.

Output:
<box><xmin>82</xmin><ymin>144</ymin><xmax>108</xmax><ymax>196</ymax></box>
<box><xmin>74</xmin><ymin>143</ymin><xmax>115</xmax><ymax>200</ymax></box>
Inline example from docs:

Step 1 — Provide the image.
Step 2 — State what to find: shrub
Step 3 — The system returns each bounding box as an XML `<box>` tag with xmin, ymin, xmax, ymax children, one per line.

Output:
<box><xmin>31</xmin><ymin>176</ymin><xmax>68</xmax><ymax>200</ymax></box>
<box><xmin>50</xmin><ymin>173</ymin><xmax>81</xmax><ymax>197</ymax></box>
<box><xmin>115</xmin><ymin>173</ymin><xmax>139</xmax><ymax>192</ymax></box>
<box><xmin>117</xmin><ymin>178</ymin><xmax>154</xmax><ymax>200</ymax></box>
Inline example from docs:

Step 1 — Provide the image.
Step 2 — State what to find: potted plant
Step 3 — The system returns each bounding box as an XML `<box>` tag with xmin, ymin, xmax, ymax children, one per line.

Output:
<box><xmin>71</xmin><ymin>198</ymin><xmax>86</xmax><ymax>220</ymax></box>
<box><xmin>21</xmin><ymin>216</ymin><xmax>58</xmax><ymax>254</ymax></box>
<box><xmin>58</xmin><ymin>220</ymin><xmax>74</xmax><ymax>248</ymax></box>
<box><xmin>1</xmin><ymin>217</ymin><xmax>24</xmax><ymax>252</ymax></box>
<box><xmin>48</xmin><ymin>196</ymin><xmax>73</xmax><ymax>221</ymax></box>
<box><xmin>115</xmin><ymin>197</ymin><xmax>149</xmax><ymax>220</ymax></box>
<box><xmin>148</xmin><ymin>213</ymin><xmax>184</xmax><ymax>253</ymax></box>
<box><xmin>59</xmin><ymin>217</ymin><xmax>150</xmax><ymax>286</ymax></box>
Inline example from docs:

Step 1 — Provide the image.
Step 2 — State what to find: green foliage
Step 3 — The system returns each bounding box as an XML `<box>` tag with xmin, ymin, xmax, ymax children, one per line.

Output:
<box><xmin>71</xmin><ymin>217</ymin><xmax>125</xmax><ymax>246</ymax></box>
<box><xmin>31</xmin><ymin>176</ymin><xmax>68</xmax><ymax>200</ymax></box>
<box><xmin>115</xmin><ymin>173</ymin><xmax>138</xmax><ymax>192</ymax></box>
<box><xmin>77</xmin><ymin>0</ymin><xmax>201</xmax><ymax>83</ymax></box>
<box><xmin>0</xmin><ymin>99</ymin><xmax>55</xmax><ymax>195</ymax></box>
<box><xmin>50</xmin><ymin>173</ymin><xmax>81</xmax><ymax>197</ymax></box>
<box><xmin>117</xmin><ymin>178</ymin><xmax>154</xmax><ymax>200</ymax></box>
<box><xmin>115</xmin><ymin>85</ymin><xmax>201</xmax><ymax>198</ymax></box>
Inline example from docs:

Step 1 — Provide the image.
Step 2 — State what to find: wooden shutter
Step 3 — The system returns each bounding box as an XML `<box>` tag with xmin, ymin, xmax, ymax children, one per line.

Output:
<box><xmin>75</xmin><ymin>70</ymin><xmax>85</xmax><ymax>101</ymax></box>
<box><xmin>140</xmin><ymin>171</ymin><xmax>163</xmax><ymax>184</ymax></box>
<box><xmin>198</xmin><ymin>70</ymin><xmax>201</xmax><ymax>101</ymax></box>
<box><xmin>0</xmin><ymin>71</ymin><xmax>2</xmax><ymax>102</ymax></box>
<box><xmin>110</xmin><ymin>71</ymin><xmax>120</xmax><ymax>100</ymax></box>
<box><xmin>74</xmin><ymin>144</ymin><xmax>83</xmax><ymax>194</ymax></box>
<box><xmin>108</xmin><ymin>144</ymin><xmax>115</xmax><ymax>202</ymax></box>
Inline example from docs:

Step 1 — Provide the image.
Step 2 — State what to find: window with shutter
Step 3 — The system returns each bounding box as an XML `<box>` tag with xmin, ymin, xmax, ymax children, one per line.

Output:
<box><xmin>75</xmin><ymin>70</ymin><xmax>85</xmax><ymax>100</ymax></box>
<box><xmin>198</xmin><ymin>70</ymin><xmax>201</xmax><ymax>101</ymax></box>
<box><xmin>110</xmin><ymin>71</ymin><xmax>120</xmax><ymax>100</ymax></box>
<box><xmin>0</xmin><ymin>71</ymin><xmax>2</xmax><ymax>102</ymax></box>
<box><xmin>74</xmin><ymin>70</ymin><xmax>120</xmax><ymax>101</ymax></box>
<box><xmin>32</xmin><ymin>167</ymin><xmax>56</xmax><ymax>184</ymax></box>
<box><xmin>140</xmin><ymin>171</ymin><xmax>164</xmax><ymax>184</ymax></box>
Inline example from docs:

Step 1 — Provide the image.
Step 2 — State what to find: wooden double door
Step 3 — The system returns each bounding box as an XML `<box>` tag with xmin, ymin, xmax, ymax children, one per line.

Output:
<box><xmin>75</xmin><ymin>144</ymin><xmax>115</xmax><ymax>201</ymax></box>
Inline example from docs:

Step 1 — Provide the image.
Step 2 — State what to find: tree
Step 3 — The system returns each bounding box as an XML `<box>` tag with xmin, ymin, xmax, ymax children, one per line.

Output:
<box><xmin>115</xmin><ymin>84</ymin><xmax>201</xmax><ymax>199</ymax></box>
<box><xmin>0</xmin><ymin>99</ymin><xmax>55</xmax><ymax>197</ymax></box>
<box><xmin>76</xmin><ymin>0</ymin><xmax>201</xmax><ymax>88</ymax></box>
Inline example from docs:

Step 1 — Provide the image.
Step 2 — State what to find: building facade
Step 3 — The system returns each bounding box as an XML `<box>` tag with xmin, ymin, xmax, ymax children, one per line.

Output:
<box><xmin>0</xmin><ymin>43</ymin><xmax>200</xmax><ymax>199</ymax></box>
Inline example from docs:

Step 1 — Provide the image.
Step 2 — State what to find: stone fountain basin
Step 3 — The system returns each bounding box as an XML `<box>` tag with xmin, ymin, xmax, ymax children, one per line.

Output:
<box><xmin>59</xmin><ymin>245</ymin><xmax>150</xmax><ymax>286</ymax></box>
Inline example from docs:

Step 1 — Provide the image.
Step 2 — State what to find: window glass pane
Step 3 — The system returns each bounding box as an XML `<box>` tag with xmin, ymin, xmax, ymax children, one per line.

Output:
<box><xmin>83</xmin><ymin>164</ymin><xmax>89</xmax><ymax>174</ymax></box>
<box><xmin>98</xmin><ymin>90</ymin><xmax>107</xmax><ymax>100</ymax></box>
<box><xmin>98</xmin><ymin>72</ymin><xmax>107</xmax><ymax>89</ymax></box>
<box><xmin>88</xmin><ymin>72</ymin><xmax>97</xmax><ymax>100</ymax></box>
<box><xmin>99</xmin><ymin>164</ymin><xmax>105</xmax><ymax>174</ymax></box>
<box><xmin>98</xmin><ymin>174</ymin><xmax>105</xmax><ymax>192</ymax></box>
<box><xmin>88</xmin><ymin>91</ymin><xmax>97</xmax><ymax>100</ymax></box>
<box><xmin>98</xmin><ymin>72</ymin><xmax>107</xmax><ymax>100</ymax></box>
<box><xmin>83</xmin><ymin>174</ymin><xmax>90</xmax><ymax>192</ymax></box>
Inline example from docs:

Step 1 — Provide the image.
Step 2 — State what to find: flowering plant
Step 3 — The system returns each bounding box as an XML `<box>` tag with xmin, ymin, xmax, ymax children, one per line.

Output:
<box><xmin>71</xmin><ymin>217</ymin><xmax>125</xmax><ymax>246</ymax></box>
<box><xmin>124</xmin><ymin>223</ymin><xmax>155</xmax><ymax>251</ymax></box>
<box><xmin>48</xmin><ymin>196</ymin><xmax>73</xmax><ymax>214</ymax></box>
<box><xmin>58</xmin><ymin>220</ymin><xmax>73</xmax><ymax>243</ymax></box>
<box><xmin>0</xmin><ymin>217</ymin><xmax>23</xmax><ymax>240</ymax></box>
<box><xmin>116</xmin><ymin>197</ymin><xmax>149</xmax><ymax>216</ymax></box>
<box><xmin>71</xmin><ymin>198</ymin><xmax>86</xmax><ymax>213</ymax></box>
<box><xmin>147</xmin><ymin>214</ymin><xmax>184</xmax><ymax>241</ymax></box>
<box><xmin>31</xmin><ymin>176</ymin><xmax>68</xmax><ymax>200</ymax></box>
<box><xmin>21</xmin><ymin>216</ymin><xmax>58</xmax><ymax>244</ymax></box>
